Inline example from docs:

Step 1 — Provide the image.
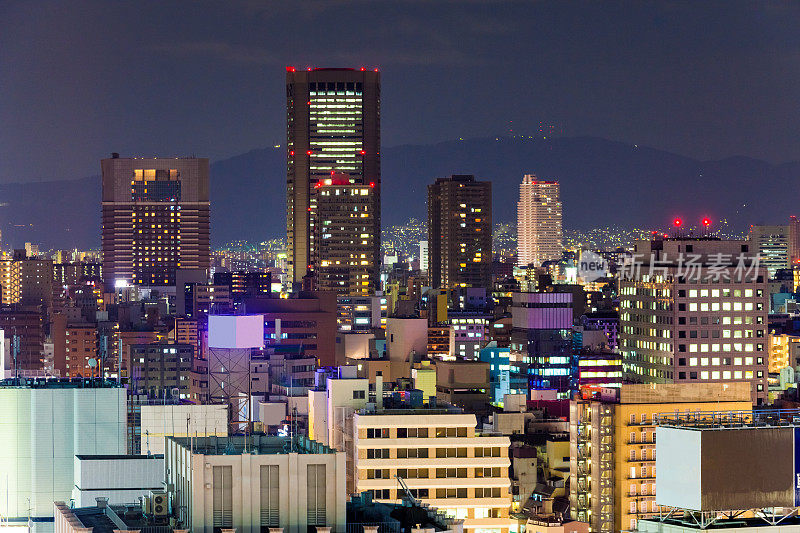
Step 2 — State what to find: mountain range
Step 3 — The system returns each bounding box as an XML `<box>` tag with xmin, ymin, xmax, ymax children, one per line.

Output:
<box><xmin>0</xmin><ymin>136</ymin><xmax>797</xmax><ymax>250</ymax></box>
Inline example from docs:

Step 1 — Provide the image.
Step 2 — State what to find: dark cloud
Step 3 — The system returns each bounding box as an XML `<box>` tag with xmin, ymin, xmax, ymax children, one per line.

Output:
<box><xmin>2</xmin><ymin>0</ymin><xmax>800</xmax><ymax>184</ymax></box>
<box><xmin>150</xmin><ymin>41</ymin><xmax>280</xmax><ymax>65</ymax></box>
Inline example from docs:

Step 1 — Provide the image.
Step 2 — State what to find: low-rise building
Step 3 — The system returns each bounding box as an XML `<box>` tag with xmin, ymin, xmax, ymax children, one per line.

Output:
<box><xmin>165</xmin><ymin>434</ymin><xmax>346</xmax><ymax>533</ymax></box>
<box><xmin>337</xmin><ymin>295</ymin><xmax>382</xmax><ymax>332</ymax></box>
<box><xmin>55</xmin><ymin>499</ymin><xmax>183</xmax><ymax>533</ymax></box>
<box><xmin>72</xmin><ymin>454</ymin><xmax>164</xmax><ymax>507</ymax></box>
<box><xmin>351</xmin><ymin>400</ymin><xmax>514</xmax><ymax>533</ymax></box>
<box><xmin>129</xmin><ymin>343</ymin><xmax>194</xmax><ymax>399</ymax></box>
<box><xmin>308</xmin><ymin>366</ymin><xmax>370</xmax><ymax>449</ymax></box>
<box><xmin>769</xmin><ymin>332</ymin><xmax>800</xmax><ymax>373</ymax></box>
<box><xmin>436</xmin><ymin>359</ymin><xmax>491</xmax><ymax>413</ymax></box>
<box><xmin>449</xmin><ymin>313</ymin><xmax>491</xmax><ymax>360</ymax></box>
<box><xmin>139</xmin><ymin>403</ymin><xmax>228</xmax><ymax>455</ymax></box>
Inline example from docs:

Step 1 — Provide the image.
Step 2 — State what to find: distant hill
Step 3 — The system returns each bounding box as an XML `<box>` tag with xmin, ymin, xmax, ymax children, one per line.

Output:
<box><xmin>1</xmin><ymin>136</ymin><xmax>798</xmax><ymax>249</ymax></box>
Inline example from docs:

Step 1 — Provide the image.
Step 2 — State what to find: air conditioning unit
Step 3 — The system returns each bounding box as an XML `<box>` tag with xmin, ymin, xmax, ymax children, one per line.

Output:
<box><xmin>149</xmin><ymin>491</ymin><xmax>169</xmax><ymax>516</ymax></box>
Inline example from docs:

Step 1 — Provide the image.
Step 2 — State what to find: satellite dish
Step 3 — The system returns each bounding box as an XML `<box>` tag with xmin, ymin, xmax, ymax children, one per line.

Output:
<box><xmin>87</xmin><ymin>358</ymin><xmax>97</xmax><ymax>368</ymax></box>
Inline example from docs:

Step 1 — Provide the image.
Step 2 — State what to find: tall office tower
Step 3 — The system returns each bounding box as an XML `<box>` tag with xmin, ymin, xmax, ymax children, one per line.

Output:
<box><xmin>427</xmin><ymin>175</ymin><xmax>492</xmax><ymax>290</ymax></box>
<box><xmin>517</xmin><ymin>176</ymin><xmax>562</xmax><ymax>266</ymax></box>
<box><xmin>286</xmin><ymin>68</ymin><xmax>381</xmax><ymax>285</ymax></box>
<box><xmin>312</xmin><ymin>175</ymin><xmax>378</xmax><ymax>295</ymax></box>
<box><xmin>619</xmin><ymin>237</ymin><xmax>769</xmax><ymax>404</ymax></box>
<box><xmin>569</xmin><ymin>382</ymin><xmax>750</xmax><ymax>533</ymax></box>
<box><xmin>749</xmin><ymin>224</ymin><xmax>789</xmax><ymax>278</ymax></box>
<box><xmin>789</xmin><ymin>216</ymin><xmax>800</xmax><ymax>265</ymax></box>
<box><xmin>101</xmin><ymin>155</ymin><xmax>210</xmax><ymax>289</ymax></box>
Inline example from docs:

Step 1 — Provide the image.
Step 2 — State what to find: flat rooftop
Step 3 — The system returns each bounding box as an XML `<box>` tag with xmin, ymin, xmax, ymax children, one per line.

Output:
<box><xmin>168</xmin><ymin>434</ymin><xmax>336</xmax><ymax>455</ymax></box>
<box><xmin>0</xmin><ymin>377</ymin><xmax>124</xmax><ymax>389</ymax></box>
<box><xmin>57</xmin><ymin>501</ymin><xmax>169</xmax><ymax>533</ymax></box>
<box><xmin>76</xmin><ymin>454</ymin><xmax>164</xmax><ymax>460</ymax></box>
<box><xmin>654</xmin><ymin>407</ymin><xmax>800</xmax><ymax>430</ymax></box>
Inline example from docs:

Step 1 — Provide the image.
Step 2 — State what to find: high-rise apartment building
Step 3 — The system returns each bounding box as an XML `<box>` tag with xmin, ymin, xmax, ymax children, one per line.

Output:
<box><xmin>18</xmin><ymin>256</ymin><xmax>53</xmax><ymax>309</ymax></box>
<box><xmin>569</xmin><ymin>383</ymin><xmax>751</xmax><ymax>533</ymax></box>
<box><xmin>428</xmin><ymin>175</ymin><xmax>492</xmax><ymax>290</ymax></box>
<box><xmin>619</xmin><ymin>238</ymin><xmax>769</xmax><ymax>404</ymax></box>
<box><xmin>286</xmin><ymin>68</ymin><xmax>381</xmax><ymax>286</ymax></box>
<box><xmin>313</xmin><ymin>176</ymin><xmax>378</xmax><ymax>295</ymax></box>
<box><xmin>101</xmin><ymin>155</ymin><xmax>210</xmax><ymax>289</ymax></box>
<box><xmin>748</xmin><ymin>224</ymin><xmax>789</xmax><ymax>278</ymax></box>
<box><xmin>0</xmin><ymin>258</ymin><xmax>20</xmax><ymax>304</ymax></box>
<box><xmin>517</xmin><ymin>176</ymin><xmax>562</xmax><ymax>266</ymax></box>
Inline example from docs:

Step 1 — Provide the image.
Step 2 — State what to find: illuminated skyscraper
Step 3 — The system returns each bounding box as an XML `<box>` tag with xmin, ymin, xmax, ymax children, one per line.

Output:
<box><xmin>517</xmin><ymin>175</ymin><xmax>562</xmax><ymax>266</ymax></box>
<box><xmin>101</xmin><ymin>155</ymin><xmax>210</xmax><ymax>289</ymax></box>
<box><xmin>748</xmin><ymin>224</ymin><xmax>789</xmax><ymax>278</ymax></box>
<box><xmin>285</xmin><ymin>68</ymin><xmax>381</xmax><ymax>285</ymax></box>
<box><xmin>312</xmin><ymin>174</ymin><xmax>378</xmax><ymax>295</ymax></box>
<box><xmin>427</xmin><ymin>175</ymin><xmax>492</xmax><ymax>290</ymax></box>
<box><xmin>789</xmin><ymin>216</ymin><xmax>800</xmax><ymax>265</ymax></box>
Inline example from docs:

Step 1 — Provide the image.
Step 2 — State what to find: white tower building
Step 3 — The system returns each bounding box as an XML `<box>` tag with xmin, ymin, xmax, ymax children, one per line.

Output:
<box><xmin>517</xmin><ymin>175</ymin><xmax>562</xmax><ymax>267</ymax></box>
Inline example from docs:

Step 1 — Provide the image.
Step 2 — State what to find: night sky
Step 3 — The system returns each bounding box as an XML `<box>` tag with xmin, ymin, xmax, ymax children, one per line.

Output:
<box><xmin>2</xmin><ymin>1</ymin><xmax>800</xmax><ymax>183</ymax></box>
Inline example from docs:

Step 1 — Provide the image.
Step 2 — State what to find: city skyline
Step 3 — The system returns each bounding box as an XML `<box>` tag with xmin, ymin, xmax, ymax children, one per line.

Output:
<box><xmin>3</xmin><ymin>5</ymin><xmax>800</xmax><ymax>533</ymax></box>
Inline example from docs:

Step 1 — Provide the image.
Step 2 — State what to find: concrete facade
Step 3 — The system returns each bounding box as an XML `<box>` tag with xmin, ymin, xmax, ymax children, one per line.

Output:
<box><xmin>165</xmin><ymin>435</ymin><xmax>346</xmax><ymax>533</ymax></box>
<box><xmin>0</xmin><ymin>381</ymin><xmax>126</xmax><ymax>519</ymax></box>
<box><xmin>140</xmin><ymin>403</ymin><xmax>228</xmax><ymax>455</ymax></box>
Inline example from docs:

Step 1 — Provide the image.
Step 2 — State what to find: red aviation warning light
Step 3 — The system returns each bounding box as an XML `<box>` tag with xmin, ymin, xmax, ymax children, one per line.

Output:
<box><xmin>702</xmin><ymin>217</ymin><xmax>711</xmax><ymax>227</ymax></box>
<box><xmin>673</xmin><ymin>218</ymin><xmax>682</xmax><ymax>227</ymax></box>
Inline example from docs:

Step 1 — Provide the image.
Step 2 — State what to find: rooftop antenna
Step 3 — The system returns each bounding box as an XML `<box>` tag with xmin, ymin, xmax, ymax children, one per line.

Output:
<box><xmin>702</xmin><ymin>217</ymin><xmax>712</xmax><ymax>237</ymax></box>
<box><xmin>672</xmin><ymin>217</ymin><xmax>683</xmax><ymax>239</ymax></box>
